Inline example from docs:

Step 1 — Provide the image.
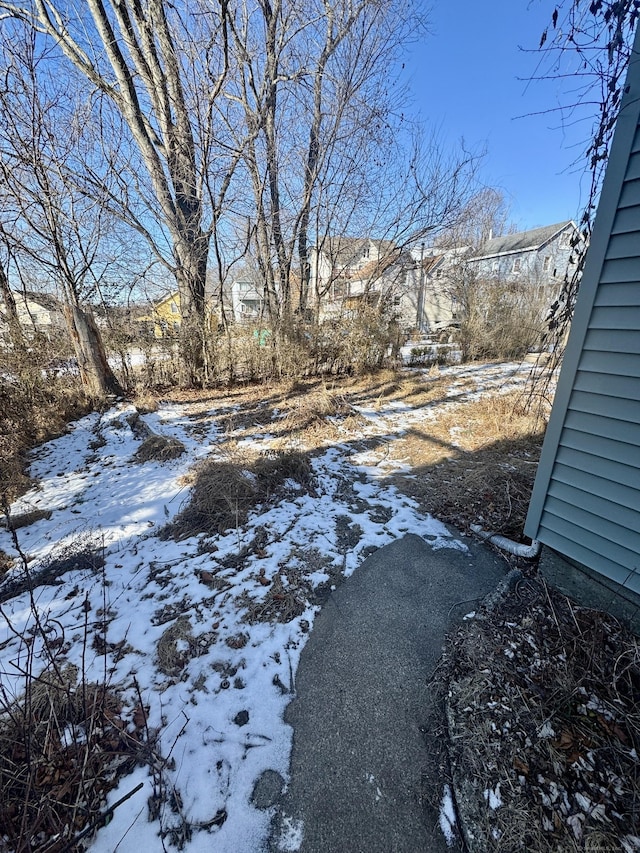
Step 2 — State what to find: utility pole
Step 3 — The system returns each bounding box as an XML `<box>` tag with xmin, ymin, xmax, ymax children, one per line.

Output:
<box><xmin>416</xmin><ymin>241</ymin><xmax>425</xmax><ymax>332</ymax></box>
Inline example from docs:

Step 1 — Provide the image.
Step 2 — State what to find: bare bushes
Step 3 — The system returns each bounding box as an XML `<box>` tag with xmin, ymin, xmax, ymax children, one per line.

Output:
<box><xmin>0</xmin><ymin>529</ymin><xmax>152</xmax><ymax>852</ymax></box>
<box><xmin>201</xmin><ymin>308</ymin><xmax>399</xmax><ymax>385</ymax></box>
<box><xmin>0</xmin><ymin>369</ymin><xmax>93</xmax><ymax>502</ymax></box>
<box><xmin>0</xmin><ymin>666</ymin><xmax>147</xmax><ymax>852</ymax></box>
<box><xmin>163</xmin><ymin>450</ymin><xmax>315</xmax><ymax>540</ymax></box>
<box><xmin>452</xmin><ymin>275</ymin><xmax>548</xmax><ymax>362</ymax></box>
<box><xmin>310</xmin><ymin>307</ymin><xmax>400</xmax><ymax>374</ymax></box>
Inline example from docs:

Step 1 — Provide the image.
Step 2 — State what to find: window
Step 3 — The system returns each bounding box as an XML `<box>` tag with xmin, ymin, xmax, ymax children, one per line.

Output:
<box><xmin>542</xmin><ymin>256</ymin><xmax>551</xmax><ymax>272</ymax></box>
<box><xmin>170</xmin><ymin>301</ymin><xmax>178</xmax><ymax>314</ymax></box>
<box><xmin>512</xmin><ymin>257</ymin><xmax>521</xmax><ymax>273</ymax></box>
<box><xmin>491</xmin><ymin>260</ymin><xmax>499</xmax><ymax>273</ymax></box>
<box><xmin>239</xmin><ymin>282</ymin><xmax>250</xmax><ymax>292</ymax></box>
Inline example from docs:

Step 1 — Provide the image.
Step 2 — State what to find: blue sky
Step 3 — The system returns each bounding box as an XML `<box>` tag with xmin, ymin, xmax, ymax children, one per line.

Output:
<box><xmin>402</xmin><ymin>0</ymin><xmax>596</xmax><ymax>231</ymax></box>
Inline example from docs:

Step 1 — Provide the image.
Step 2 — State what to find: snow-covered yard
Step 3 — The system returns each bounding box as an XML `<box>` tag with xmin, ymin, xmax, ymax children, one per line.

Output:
<box><xmin>0</xmin><ymin>361</ymin><xmax>536</xmax><ymax>852</ymax></box>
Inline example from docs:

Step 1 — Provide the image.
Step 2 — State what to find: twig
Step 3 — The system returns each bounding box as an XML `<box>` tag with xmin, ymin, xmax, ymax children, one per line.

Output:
<box><xmin>53</xmin><ymin>781</ymin><xmax>144</xmax><ymax>852</ymax></box>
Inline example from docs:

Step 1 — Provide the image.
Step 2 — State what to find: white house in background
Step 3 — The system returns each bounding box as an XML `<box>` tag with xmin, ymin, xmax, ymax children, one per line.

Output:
<box><xmin>230</xmin><ymin>279</ymin><xmax>265</xmax><ymax>322</ymax></box>
<box><xmin>403</xmin><ymin>247</ymin><xmax>468</xmax><ymax>333</ymax></box>
<box><xmin>312</xmin><ymin>238</ymin><xmax>402</xmax><ymax>302</ymax></box>
<box><xmin>525</xmin><ymin>25</ymin><xmax>640</xmax><ymax>613</ymax></box>
<box><xmin>0</xmin><ymin>290</ymin><xmax>65</xmax><ymax>339</ymax></box>
<box><xmin>311</xmin><ymin>237</ymin><xmax>398</xmax><ymax>300</ymax></box>
<box><xmin>313</xmin><ymin>237</ymin><xmax>423</xmax><ymax>326</ymax></box>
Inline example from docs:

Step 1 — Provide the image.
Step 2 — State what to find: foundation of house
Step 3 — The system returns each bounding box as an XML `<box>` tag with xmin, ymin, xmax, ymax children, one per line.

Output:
<box><xmin>539</xmin><ymin>546</ymin><xmax>640</xmax><ymax>636</ymax></box>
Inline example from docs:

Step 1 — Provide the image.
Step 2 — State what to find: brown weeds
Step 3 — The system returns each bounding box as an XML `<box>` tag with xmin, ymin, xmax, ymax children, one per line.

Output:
<box><xmin>133</xmin><ymin>434</ymin><xmax>186</xmax><ymax>463</ymax></box>
<box><xmin>163</xmin><ymin>449</ymin><xmax>314</xmax><ymax>540</ymax></box>
<box><xmin>389</xmin><ymin>392</ymin><xmax>546</xmax><ymax>538</ymax></box>
<box><xmin>0</xmin><ymin>664</ymin><xmax>149</xmax><ymax>852</ymax></box>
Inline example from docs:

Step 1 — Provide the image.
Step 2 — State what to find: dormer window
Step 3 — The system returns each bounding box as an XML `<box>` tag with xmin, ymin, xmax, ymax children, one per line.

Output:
<box><xmin>512</xmin><ymin>257</ymin><xmax>522</xmax><ymax>273</ymax></box>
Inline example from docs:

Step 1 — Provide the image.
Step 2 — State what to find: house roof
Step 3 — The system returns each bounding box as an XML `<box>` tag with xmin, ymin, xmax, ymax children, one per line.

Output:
<box><xmin>349</xmin><ymin>249</ymin><xmax>404</xmax><ymax>282</ymax></box>
<box><xmin>473</xmin><ymin>221</ymin><xmax>575</xmax><ymax>260</ymax></box>
<box><xmin>319</xmin><ymin>237</ymin><xmax>397</xmax><ymax>267</ymax></box>
<box><xmin>154</xmin><ymin>291</ymin><xmax>180</xmax><ymax>308</ymax></box>
<box><xmin>421</xmin><ymin>255</ymin><xmax>443</xmax><ymax>274</ymax></box>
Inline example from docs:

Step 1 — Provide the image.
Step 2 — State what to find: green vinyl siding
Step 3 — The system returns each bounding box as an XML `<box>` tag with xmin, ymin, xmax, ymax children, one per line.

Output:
<box><xmin>525</xmin><ymin>20</ymin><xmax>640</xmax><ymax>593</ymax></box>
<box><xmin>526</xmin><ymin>30</ymin><xmax>640</xmax><ymax>593</ymax></box>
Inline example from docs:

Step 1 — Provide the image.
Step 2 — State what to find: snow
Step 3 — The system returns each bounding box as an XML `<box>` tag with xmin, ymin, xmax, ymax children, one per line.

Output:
<box><xmin>0</xmin><ymin>360</ymin><xmax>536</xmax><ymax>851</ymax></box>
<box><xmin>484</xmin><ymin>785</ymin><xmax>502</xmax><ymax>810</ymax></box>
<box><xmin>439</xmin><ymin>784</ymin><xmax>457</xmax><ymax>846</ymax></box>
<box><xmin>276</xmin><ymin>815</ymin><xmax>304</xmax><ymax>851</ymax></box>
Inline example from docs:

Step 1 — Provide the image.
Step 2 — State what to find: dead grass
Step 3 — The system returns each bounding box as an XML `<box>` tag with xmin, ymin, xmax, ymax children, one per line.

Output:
<box><xmin>389</xmin><ymin>392</ymin><xmax>545</xmax><ymax>538</ymax></box>
<box><xmin>444</xmin><ymin>577</ymin><xmax>640</xmax><ymax>852</ymax></box>
<box><xmin>0</xmin><ymin>537</ymin><xmax>106</xmax><ymax>604</ymax></box>
<box><xmin>282</xmin><ymin>387</ymin><xmax>352</xmax><ymax>432</ymax></box>
<box><xmin>341</xmin><ymin>368</ymin><xmax>452</xmax><ymax>410</ymax></box>
<box><xmin>0</xmin><ymin>379</ymin><xmax>95</xmax><ymax>503</ymax></box>
<box><xmin>240</xmin><ymin>568</ymin><xmax>312</xmax><ymax>625</ymax></box>
<box><xmin>160</xmin><ymin>373</ymin><xmax>544</xmax><ymax>540</ymax></box>
<box><xmin>131</xmin><ymin>392</ymin><xmax>159</xmax><ymax>414</ymax></box>
<box><xmin>162</xmin><ymin>449</ymin><xmax>314</xmax><ymax>540</ymax></box>
<box><xmin>0</xmin><ymin>550</ymin><xmax>13</xmax><ymax>578</ymax></box>
<box><xmin>133</xmin><ymin>434</ymin><xmax>186</xmax><ymax>463</ymax></box>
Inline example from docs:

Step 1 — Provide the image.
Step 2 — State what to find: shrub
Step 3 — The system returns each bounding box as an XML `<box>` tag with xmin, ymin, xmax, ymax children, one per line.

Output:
<box><xmin>453</xmin><ymin>277</ymin><xmax>547</xmax><ymax>362</ymax></box>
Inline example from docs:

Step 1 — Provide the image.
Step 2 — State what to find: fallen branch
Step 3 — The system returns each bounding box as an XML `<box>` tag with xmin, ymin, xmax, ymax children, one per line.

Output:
<box><xmin>54</xmin><ymin>781</ymin><xmax>144</xmax><ymax>852</ymax></box>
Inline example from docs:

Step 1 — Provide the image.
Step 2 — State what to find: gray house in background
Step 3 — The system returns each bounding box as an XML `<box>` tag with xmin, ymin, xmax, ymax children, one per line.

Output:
<box><xmin>525</xmin><ymin>30</ymin><xmax>640</xmax><ymax>607</ymax></box>
<box><xmin>469</xmin><ymin>221</ymin><xmax>582</xmax><ymax>285</ymax></box>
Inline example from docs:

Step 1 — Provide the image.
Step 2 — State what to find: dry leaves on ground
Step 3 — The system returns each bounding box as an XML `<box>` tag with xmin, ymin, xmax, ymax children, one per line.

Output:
<box><xmin>444</xmin><ymin>575</ymin><xmax>640</xmax><ymax>852</ymax></box>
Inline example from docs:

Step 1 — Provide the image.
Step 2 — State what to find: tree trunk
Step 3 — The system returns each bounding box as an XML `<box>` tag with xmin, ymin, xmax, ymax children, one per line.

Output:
<box><xmin>174</xmin><ymin>231</ymin><xmax>210</xmax><ymax>385</ymax></box>
<box><xmin>0</xmin><ymin>264</ymin><xmax>26</xmax><ymax>354</ymax></box>
<box><xmin>64</xmin><ymin>303</ymin><xmax>122</xmax><ymax>397</ymax></box>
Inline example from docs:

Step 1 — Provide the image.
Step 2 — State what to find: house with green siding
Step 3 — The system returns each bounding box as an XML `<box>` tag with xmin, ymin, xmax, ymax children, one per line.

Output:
<box><xmin>525</xmin><ymin>28</ymin><xmax>640</xmax><ymax>609</ymax></box>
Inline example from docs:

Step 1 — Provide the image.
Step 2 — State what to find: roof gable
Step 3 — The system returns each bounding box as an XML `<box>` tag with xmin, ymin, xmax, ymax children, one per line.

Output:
<box><xmin>14</xmin><ymin>290</ymin><xmax>62</xmax><ymax>312</ymax></box>
<box><xmin>473</xmin><ymin>221</ymin><xmax>575</xmax><ymax>259</ymax></box>
<box><xmin>319</xmin><ymin>236</ymin><xmax>397</xmax><ymax>267</ymax></box>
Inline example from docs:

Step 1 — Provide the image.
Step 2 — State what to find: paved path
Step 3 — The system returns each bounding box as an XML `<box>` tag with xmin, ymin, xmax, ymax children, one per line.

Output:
<box><xmin>271</xmin><ymin>532</ymin><xmax>507</xmax><ymax>853</ymax></box>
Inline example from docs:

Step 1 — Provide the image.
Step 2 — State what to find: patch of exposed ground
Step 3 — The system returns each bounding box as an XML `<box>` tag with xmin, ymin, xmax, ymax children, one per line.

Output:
<box><xmin>162</xmin><ymin>449</ymin><xmax>314</xmax><ymax>540</ymax></box>
<box><xmin>440</xmin><ymin>575</ymin><xmax>640</xmax><ymax>853</ymax></box>
<box><xmin>387</xmin><ymin>392</ymin><xmax>545</xmax><ymax>539</ymax></box>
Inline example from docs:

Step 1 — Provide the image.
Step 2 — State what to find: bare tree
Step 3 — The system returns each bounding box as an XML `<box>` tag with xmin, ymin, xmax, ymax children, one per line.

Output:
<box><xmin>0</xmin><ymin>0</ymin><xmax>237</xmax><ymax>383</ymax></box>
<box><xmin>226</xmin><ymin>0</ymin><xmax>476</xmax><ymax>337</ymax></box>
<box><xmin>435</xmin><ymin>188</ymin><xmax>515</xmax><ymax>251</ymax></box>
<box><xmin>0</xmin><ymin>32</ymin><xmax>122</xmax><ymax>396</ymax></box>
